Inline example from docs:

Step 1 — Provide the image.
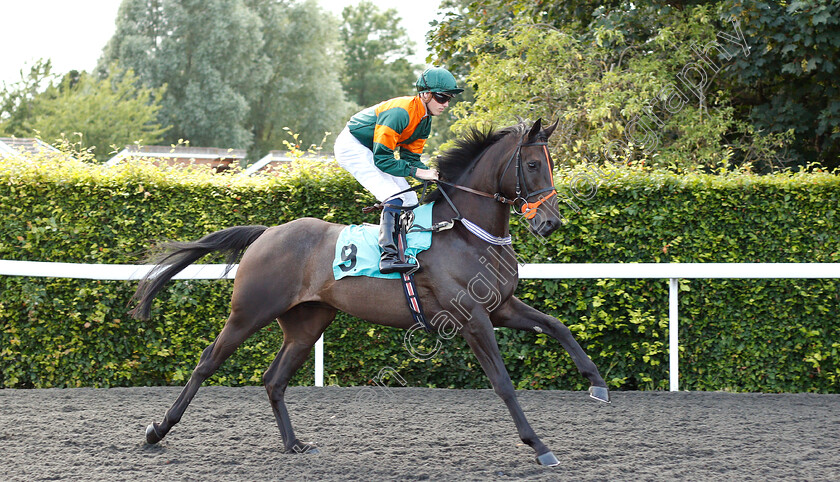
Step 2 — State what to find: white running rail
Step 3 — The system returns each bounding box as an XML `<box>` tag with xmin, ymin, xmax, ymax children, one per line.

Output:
<box><xmin>2</xmin><ymin>260</ymin><xmax>839</xmax><ymax>391</ymax></box>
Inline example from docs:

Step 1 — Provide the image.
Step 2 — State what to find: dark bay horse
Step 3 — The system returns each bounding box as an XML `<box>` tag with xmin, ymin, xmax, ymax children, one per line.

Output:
<box><xmin>131</xmin><ymin>118</ymin><xmax>610</xmax><ymax>466</ymax></box>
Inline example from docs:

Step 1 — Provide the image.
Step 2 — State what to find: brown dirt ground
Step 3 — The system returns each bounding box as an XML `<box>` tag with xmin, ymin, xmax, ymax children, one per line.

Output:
<box><xmin>1</xmin><ymin>386</ymin><xmax>838</xmax><ymax>481</ymax></box>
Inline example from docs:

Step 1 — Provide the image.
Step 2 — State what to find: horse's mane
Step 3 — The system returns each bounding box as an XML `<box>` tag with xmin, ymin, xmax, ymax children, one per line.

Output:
<box><xmin>424</xmin><ymin>122</ymin><xmax>529</xmax><ymax>203</ymax></box>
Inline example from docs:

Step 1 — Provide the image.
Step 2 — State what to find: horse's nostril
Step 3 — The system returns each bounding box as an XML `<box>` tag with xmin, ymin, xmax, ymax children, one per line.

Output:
<box><xmin>537</xmin><ymin>218</ymin><xmax>559</xmax><ymax>236</ymax></box>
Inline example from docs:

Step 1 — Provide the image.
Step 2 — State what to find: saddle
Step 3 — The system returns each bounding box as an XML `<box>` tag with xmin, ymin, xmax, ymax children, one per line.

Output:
<box><xmin>332</xmin><ymin>202</ymin><xmax>435</xmax><ymax>280</ymax></box>
<box><xmin>332</xmin><ymin>202</ymin><xmax>437</xmax><ymax>331</ymax></box>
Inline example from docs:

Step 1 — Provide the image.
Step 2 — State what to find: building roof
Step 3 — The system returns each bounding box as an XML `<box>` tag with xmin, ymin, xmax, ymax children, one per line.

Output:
<box><xmin>243</xmin><ymin>150</ymin><xmax>336</xmax><ymax>176</ymax></box>
<box><xmin>242</xmin><ymin>150</ymin><xmax>295</xmax><ymax>175</ymax></box>
<box><xmin>105</xmin><ymin>145</ymin><xmax>247</xmax><ymax>167</ymax></box>
<box><xmin>0</xmin><ymin>138</ymin><xmax>61</xmax><ymax>157</ymax></box>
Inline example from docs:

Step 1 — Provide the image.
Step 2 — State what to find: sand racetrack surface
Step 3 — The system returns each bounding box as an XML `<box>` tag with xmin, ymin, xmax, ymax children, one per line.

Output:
<box><xmin>1</xmin><ymin>386</ymin><xmax>838</xmax><ymax>481</ymax></box>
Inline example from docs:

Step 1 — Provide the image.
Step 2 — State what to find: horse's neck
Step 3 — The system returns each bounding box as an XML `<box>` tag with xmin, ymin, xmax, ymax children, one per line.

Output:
<box><xmin>435</xmin><ymin>167</ymin><xmax>512</xmax><ymax>242</ymax></box>
<box><xmin>452</xmin><ymin>190</ymin><xmax>509</xmax><ymax>234</ymax></box>
<box><xmin>450</xmin><ymin>141</ymin><xmax>516</xmax><ymax>237</ymax></box>
<box><xmin>430</xmin><ymin>134</ymin><xmax>522</xmax><ymax>244</ymax></box>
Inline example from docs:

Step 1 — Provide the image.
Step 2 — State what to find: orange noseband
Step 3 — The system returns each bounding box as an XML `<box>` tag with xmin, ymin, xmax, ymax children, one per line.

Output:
<box><xmin>520</xmin><ymin>190</ymin><xmax>557</xmax><ymax>219</ymax></box>
<box><xmin>519</xmin><ymin>145</ymin><xmax>556</xmax><ymax>219</ymax></box>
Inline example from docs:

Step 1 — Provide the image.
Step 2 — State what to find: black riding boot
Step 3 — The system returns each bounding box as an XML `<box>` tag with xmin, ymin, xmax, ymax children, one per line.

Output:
<box><xmin>379</xmin><ymin>208</ymin><xmax>415</xmax><ymax>274</ymax></box>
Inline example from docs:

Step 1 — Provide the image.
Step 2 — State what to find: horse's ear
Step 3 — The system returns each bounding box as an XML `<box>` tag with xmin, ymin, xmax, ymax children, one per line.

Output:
<box><xmin>542</xmin><ymin>118</ymin><xmax>560</xmax><ymax>139</ymax></box>
<box><xmin>527</xmin><ymin>118</ymin><xmax>543</xmax><ymax>141</ymax></box>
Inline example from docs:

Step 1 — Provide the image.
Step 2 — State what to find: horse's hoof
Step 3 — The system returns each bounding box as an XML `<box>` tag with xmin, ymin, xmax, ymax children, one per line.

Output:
<box><xmin>145</xmin><ymin>422</ymin><xmax>163</xmax><ymax>444</ymax></box>
<box><xmin>289</xmin><ymin>442</ymin><xmax>319</xmax><ymax>455</ymax></box>
<box><xmin>536</xmin><ymin>451</ymin><xmax>560</xmax><ymax>466</ymax></box>
<box><xmin>589</xmin><ymin>386</ymin><xmax>611</xmax><ymax>403</ymax></box>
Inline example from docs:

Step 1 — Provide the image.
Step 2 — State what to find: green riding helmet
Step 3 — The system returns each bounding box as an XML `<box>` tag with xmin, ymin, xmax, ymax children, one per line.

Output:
<box><xmin>415</xmin><ymin>67</ymin><xmax>464</xmax><ymax>95</ymax></box>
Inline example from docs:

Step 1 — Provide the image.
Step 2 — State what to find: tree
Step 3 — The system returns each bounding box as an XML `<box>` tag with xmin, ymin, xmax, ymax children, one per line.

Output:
<box><xmin>99</xmin><ymin>0</ymin><xmax>271</xmax><ymax>150</ymax></box>
<box><xmin>0</xmin><ymin>59</ymin><xmax>58</xmax><ymax>138</ymax></box>
<box><xmin>98</xmin><ymin>0</ymin><xmax>167</xmax><ymax>86</ymax></box>
<box><xmin>443</xmin><ymin>5</ymin><xmax>756</xmax><ymax>172</ymax></box>
<box><xmin>428</xmin><ymin>0</ymin><xmax>624</xmax><ymax>76</ymax></box>
<box><xmin>100</xmin><ymin>0</ymin><xmax>350</xmax><ymax>160</ymax></box>
<box><xmin>430</xmin><ymin>0</ymin><xmax>833</xmax><ymax>172</ymax></box>
<box><xmin>245</xmin><ymin>0</ymin><xmax>351</xmax><ymax>160</ymax></box>
<box><xmin>1</xmin><ymin>62</ymin><xmax>166</xmax><ymax>162</ymax></box>
<box><xmin>719</xmin><ymin>0</ymin><xmax>840</xmax><ymax>169</ymax></box>
<box><xmin>26</xmin><ymin>66</ymin><xmax>167</xmax><ymax>161</ymax></box>
<box><xmin>340</xmin><ymin>0</ymin><xmax>420</xmax><ymax>107</ymax></box>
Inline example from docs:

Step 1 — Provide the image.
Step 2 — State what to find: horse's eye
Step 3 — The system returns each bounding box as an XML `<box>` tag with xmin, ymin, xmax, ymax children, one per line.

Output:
<box><xmin>527</xmin><ymin>161</ymin><xmax>538</xmax><ymax>170</ymax></box>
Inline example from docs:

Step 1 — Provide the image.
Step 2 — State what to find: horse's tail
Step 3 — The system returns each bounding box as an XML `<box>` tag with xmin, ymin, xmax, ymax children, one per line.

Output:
<box><xmin>129</xmin><ymin>225</ymin><xmax>269</xmax><ymax>320</ymax></box>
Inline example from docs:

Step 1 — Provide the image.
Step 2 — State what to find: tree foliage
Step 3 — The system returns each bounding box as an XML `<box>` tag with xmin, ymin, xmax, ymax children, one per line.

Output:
<box><xmin>448</xmin><ymin>6</ymin><xmax>751</xmax><ymax>171</ymax></box>
<box><xmin>100</xmin><ymin>0</ymin><xmax>270</xmax><ymax>151</ymax></box>
<box><xmin>29</xmin><ymin>67</ymin><xmax>166</xmax><ymax>161</ymax></box>
<box><xmin>246</xmin><ymin>0</ymin><xmax>351</xmax><ymax>160</ymax></box>
<box><xmin>339</xmin><ymin>0</ymin><xmax>420</xmax><ymax>108</ymax></box>
<box><xmin>720</xmin><ymin>0</ymin><xmax>840</xmax><ymax>168</ymax></box>
<box><xmin>0</xmin><ymin>60</ymin><xmax>59</xmax><ymax>138</ymax></box>
<box><xmin>429</xmin><ymin>0</ymin><xmax>839</xmax><ymax>172</ymax></box>
<box><xmin>0</xmin><ymin>61</ymin><xmax>166</xmax><ymax>161</ymax></box>
<box><xmin>428</xmin><ymin>0</ymin><xmax>628</xmax><ymax>77</ymax></box>
<box><xmin>99</xmin><ymin>0</ymin><xmax>350</xmax><ymax>159</ymax></box>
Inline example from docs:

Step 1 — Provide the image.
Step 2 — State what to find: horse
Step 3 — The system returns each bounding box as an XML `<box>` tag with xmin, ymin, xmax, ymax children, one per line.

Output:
<box><xmin>131</xmin><ymin>118</ymin><xmax>610</xmax><ymax>466</ymax></box>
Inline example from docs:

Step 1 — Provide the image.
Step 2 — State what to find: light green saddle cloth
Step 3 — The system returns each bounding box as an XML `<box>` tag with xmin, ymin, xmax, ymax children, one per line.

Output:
<box><xmin>332</xmin><ymin>202</ymin><xmax>434</xmax><ymax>280</ymax></box>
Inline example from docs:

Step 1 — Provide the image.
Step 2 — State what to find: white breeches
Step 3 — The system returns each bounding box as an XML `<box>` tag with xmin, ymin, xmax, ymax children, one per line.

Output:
<box><xmin>334</xmin><ymin>127</ymin><xmax>418</xmax><ymax>205</ymax></box>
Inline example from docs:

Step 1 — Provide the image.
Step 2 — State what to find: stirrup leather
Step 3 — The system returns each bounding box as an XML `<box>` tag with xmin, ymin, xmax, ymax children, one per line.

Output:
<box><xmin>378</xmin><ymin>209</ymin><xmax>416</xmax><ymax>274</ymax></box>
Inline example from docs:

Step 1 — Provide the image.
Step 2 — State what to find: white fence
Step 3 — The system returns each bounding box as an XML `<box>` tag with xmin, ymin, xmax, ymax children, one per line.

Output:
<box><xmin>519</xmin><ymin>263</ymin><xmax>840</xmax><ymax>391</ymax></box>
<box><xmin>2</xmin><ymin>260</ymin><xmax>838</xmax><ymax>391</ymax></box>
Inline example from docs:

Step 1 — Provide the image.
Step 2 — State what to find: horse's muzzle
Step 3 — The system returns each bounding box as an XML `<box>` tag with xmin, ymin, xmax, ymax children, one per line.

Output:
<box><xmin>529</xmin><ymin>214</ymin><xmax>561</xmax><ymax>238</ymax></box>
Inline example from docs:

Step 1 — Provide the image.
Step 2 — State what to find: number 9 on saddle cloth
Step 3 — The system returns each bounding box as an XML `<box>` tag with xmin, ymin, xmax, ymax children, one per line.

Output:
<box><xmin>332</xmin><ymin>202</ymin><xmax>435</xmax><ymax>280</ymax></box>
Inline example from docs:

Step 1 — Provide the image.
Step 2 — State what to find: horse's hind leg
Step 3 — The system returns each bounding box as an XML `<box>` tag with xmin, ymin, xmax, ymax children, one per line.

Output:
<box><xmin>145</xmin><ymin>309</ymin><xmax>273</xmax><ymax>444</ymax></box>
<box><xmin>491</xmin><ymin>297</ymin><xmax>610</xmax><ymax>402</ymax></box>
<box><xmin>262</xmin><ymin>303</ymin><xmax>336</xmax><ymax>454</ymax></box>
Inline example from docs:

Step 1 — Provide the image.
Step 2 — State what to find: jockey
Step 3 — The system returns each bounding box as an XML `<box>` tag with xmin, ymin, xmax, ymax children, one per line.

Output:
<box><xmin>334</xmin><ymin>67</ymin><xmax>463</xmax><ymax>274</ymax></box>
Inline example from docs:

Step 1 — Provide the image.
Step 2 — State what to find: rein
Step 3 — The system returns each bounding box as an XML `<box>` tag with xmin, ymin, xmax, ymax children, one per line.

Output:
<box><xmin>361</xmin><ymin>134</ymin><xmax>557</xmax><ymax>245</ymax></box>
<box><xmin>437</xmin><ymin>137</ymin><xmax>556</xmax><ymax>210</ymax></box>
<box><xmin>435</xmin><ymin>180</ymin><xmax>511</xmax><ymax>204</ymax></box>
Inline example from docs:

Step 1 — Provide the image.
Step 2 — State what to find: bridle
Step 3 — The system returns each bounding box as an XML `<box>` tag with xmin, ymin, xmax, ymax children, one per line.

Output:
<box><xmin>495</xmin><ymin>138</ymin><xmax>556</xmax><ymax>220</ymax></box>
<box><xmin>367</xmin><ymin>132</ymin><xmax>558</xmax><ymax>243</ymax></box>
<box><xmin>435</xmin><ymin>135</ymin><xmax>557</xmax><ymax>221</ymax></box>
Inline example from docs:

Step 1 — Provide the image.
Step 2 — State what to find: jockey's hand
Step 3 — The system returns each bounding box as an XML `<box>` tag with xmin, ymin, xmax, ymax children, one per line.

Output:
<box><xmin>415</xmin><ymin>168</ymin><xmax>439</xmax><ymax>181</ymax></box>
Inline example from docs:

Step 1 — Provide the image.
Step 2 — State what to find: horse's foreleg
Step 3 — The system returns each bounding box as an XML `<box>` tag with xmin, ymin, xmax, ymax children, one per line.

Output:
<box><xmin>145</xmin><ymin>311</ymin><xmax>269</xmax><ymax>444</ymax></box>
<box><xmin>263</xmin><ymin>303</ymin><xmax>336</xmax><ymax>454</ymax></box>
<box><xmin>461</xmin><ymin>316</ymin><xmax>560</xmax><ymax>466</ymax></box>
<box><xmin>491</xmin><ymin>297</ymin><xmax>609</xmax><ymax>402</ymax></box>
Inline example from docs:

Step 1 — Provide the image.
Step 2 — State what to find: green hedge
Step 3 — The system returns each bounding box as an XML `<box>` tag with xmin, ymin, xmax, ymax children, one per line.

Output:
<box><xmin>1</xmin><ymin>154</ymin><xmax>838</xmax><ymax>392</ymax></box>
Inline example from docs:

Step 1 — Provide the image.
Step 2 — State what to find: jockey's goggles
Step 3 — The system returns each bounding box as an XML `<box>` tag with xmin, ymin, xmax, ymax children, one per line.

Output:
<box><xmin>431</xmin><ymin>92</ymin><xmax>453</xmax><ymax>104</ymax></box>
